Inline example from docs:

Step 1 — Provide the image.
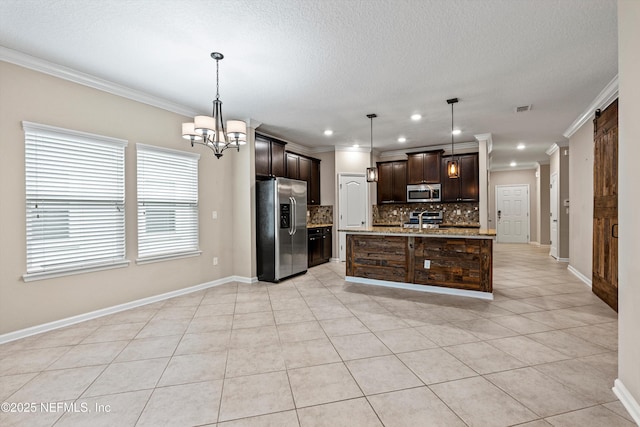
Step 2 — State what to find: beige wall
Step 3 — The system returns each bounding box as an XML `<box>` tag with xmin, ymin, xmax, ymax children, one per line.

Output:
<box><xmin>0</xmin><ymin>62</ymin><xmax>239</xmax><ymax>334</ymax></box>
<box><xmin>559</xmin><ymin>148</ymin><xmax>570</xmax><ymax>259</ymax></box>
<box><xmin>568</xmin><ymin>120</ymin><xmax>594</xmax><ymax>280</ymax></box>
<box><xmin>232</xmin><ymin>126</ymin><xmax>257</xmax><ymax>278</ymax></box>
<box><xmin>536</xmin><ymin>164</ymin><xmax>551</xmax><ymax>245</ymax></box>
<box><xmin>333</xmin><ymin>149</ymin><xmax>373</xmax><ymax>257</ymax></box>
<box><xmin>618</xmin><ymin>0</ymin><xmax>640</xmax><ymax>412</ymax></box>
<box><xmin>550</xmin><ymin>148</ymin><xmax>570</xmax><ymax>259</ymax></box>
<box><xmin>488</xmin><ymin>169</ymin><xmax>538</xmax><ymax>243</ymax></box>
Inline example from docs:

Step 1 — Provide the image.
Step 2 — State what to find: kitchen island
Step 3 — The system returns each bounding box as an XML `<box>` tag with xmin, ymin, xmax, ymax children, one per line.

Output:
<box><xmin>342</xmin><ymin>227</ymin><xmax>494</xmax><ymax>300</ymax></box>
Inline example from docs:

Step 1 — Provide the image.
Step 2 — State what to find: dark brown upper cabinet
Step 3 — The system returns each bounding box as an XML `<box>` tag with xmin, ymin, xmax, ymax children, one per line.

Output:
<box><xmin>407</xmin><ymin>150</ymin><xmax>443</xmax><ymax>185</ymax></box>
<box><xmin>285</xmin><ymin>151</ymin><xmax>321</xmax><ymax>205</ymax></box>
<box><xmin>441</xmin><ymin>153</ymin><xmax>479</xmax><ymax>202</ymax></box>
<box><xmin>255</xmin><ymin>134</ymin><xmax>286</xmax><ymax>178</ymax></box>
<box><xmin>377</xmin><ymin>161</ymin><xmax>407</xmax><ymax>204</ymax></box>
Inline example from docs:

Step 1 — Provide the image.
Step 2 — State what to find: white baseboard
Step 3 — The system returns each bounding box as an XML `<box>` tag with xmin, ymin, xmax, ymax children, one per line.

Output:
<box><xmin>231</xmin><ymin>275</ymin><xmax>258</xmax><ymax>284</ymax></box>
<box><xmin>0</xmin><ymin>275</ymin><xmax>244</xmax><ymax>345</ymax></box>
<box><xmin>613</xmin><ymin>378</ymin><xmax>640</xmax><ymax>426</ymax></box>
<box><xmin>345</xmin><ymin>276</ymin><xmax>493</xmax><ymax>301</ymax></box>
<box><xmin>567</xmin><ymin>265</ymin><xmax>592</xmax><ymax>288</ymax></box>
<box><xmin>552</xmin><ymin>257</ymin><xmax>570</xmax><ymax>263</ymax></box>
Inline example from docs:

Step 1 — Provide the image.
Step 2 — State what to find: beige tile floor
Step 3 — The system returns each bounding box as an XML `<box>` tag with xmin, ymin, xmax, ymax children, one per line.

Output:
<box><xmin>0</xmin><ymin>244</ymin><xmax>635</xmax><ymax>426</ymax></box>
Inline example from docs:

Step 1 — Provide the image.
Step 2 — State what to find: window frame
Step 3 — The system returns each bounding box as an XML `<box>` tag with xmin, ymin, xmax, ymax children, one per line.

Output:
<box><xmin>22</xmin><ymin>121</ymin><xmax>129</xmax><ymax>282</ymax></box>
<box><xmin>136</xmin><ymin>143</ymin><xmax>201</xmax><ymax>264</ymax></box>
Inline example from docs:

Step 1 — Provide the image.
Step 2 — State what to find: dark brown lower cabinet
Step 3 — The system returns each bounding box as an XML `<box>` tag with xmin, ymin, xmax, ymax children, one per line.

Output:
<box><xmin>308</xmin><ymin>226</ymin><xmax>332</xmax><ymax>267</ymax></box>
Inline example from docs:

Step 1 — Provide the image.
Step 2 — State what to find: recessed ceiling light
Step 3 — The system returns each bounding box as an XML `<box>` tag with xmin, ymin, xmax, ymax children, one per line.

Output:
<box><xmin>510</xmin><ymin>161</ymin><xmax>517</xmax><ymax>167</ymax></box>
<box><xmin>452</xmin><ymin>129</ymin><xmax>462</xmax><ymax>136</ymax></box>
<box><xmin>353</xmin><ymin>144</ymin><xmax>359</xmax><ymax>148</ymax></box>
<box><xmin>517</xmin><ymin>143</ymin><xmax>525</xmax><ymax>150</ymax></box>
<box><xmin>397</xmin><ymin>137</ymin><xmax>407</xmax><ymax>143</ymax></box>
<box><xmin>324</xmin><ymin>129</ymin><xmax>333</xmax><ymax>136</ymax></box>
<box><xmin>411</xmin><ymin>114</ymin><xmax>422</xmax><ymax>121</ymax></box>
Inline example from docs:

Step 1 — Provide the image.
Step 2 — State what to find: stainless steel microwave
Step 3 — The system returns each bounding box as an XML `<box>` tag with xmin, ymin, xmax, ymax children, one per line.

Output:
<box><xmin>406</xmin><ymin>183</ymin><xmax>441</xmax><ymax>203</ymax></box>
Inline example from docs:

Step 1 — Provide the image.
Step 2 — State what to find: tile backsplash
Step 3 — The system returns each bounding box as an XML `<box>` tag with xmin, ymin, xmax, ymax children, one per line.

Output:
<box><xmin>373</xmin><ymin>202</ymin><xmax>479</xmax><ymax>225</ymax></box>
<box><xmin>307</xmin><ymin>205</ymin><xmax>334</xmax><ymax>225</ymax></box>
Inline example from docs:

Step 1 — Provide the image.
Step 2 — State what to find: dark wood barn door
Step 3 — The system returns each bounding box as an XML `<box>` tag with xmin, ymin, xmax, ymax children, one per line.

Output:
<box><xmin>592</xmin><ymin>99</ymin><xmax>618</xmax><ymax>311</ymax></box>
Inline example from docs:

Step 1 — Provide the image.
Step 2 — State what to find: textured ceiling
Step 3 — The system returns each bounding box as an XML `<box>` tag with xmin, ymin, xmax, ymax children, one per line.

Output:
<box><xmin>0</xmin><ymin>0</ymin><xmax>617</xmax><ymax>169</ymax></box>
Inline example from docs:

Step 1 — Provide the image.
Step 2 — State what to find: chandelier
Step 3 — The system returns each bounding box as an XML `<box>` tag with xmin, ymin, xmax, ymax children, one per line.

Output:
<box><xmin>446</xmin><ymin>97</ymin><xmax>459</xmax><ymax>178</ymax></box>
<box><xmin>366</xmin><ymin>113</ymin><xmax>378</xmax><ymax>182</ymax></box>
<box><xmin>182</xmin><ymin>52</ymin><xmax>247</xmax><ymax>159</ymax></box>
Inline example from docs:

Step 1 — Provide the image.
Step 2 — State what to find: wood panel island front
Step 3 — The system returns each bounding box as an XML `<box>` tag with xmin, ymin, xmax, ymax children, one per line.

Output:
<box><xmin>342</xmin><ymin>227</ymin><xmax>494</xmax><ymax>300</ymax></box>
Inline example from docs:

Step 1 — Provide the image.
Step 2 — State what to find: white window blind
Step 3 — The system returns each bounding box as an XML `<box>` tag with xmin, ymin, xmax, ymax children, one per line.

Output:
<box><xmin>23</xmin><ymin>121</ymin><xmax>128</xmax><ymax>281</ymax></box>
<box><xmin>136</xmin><ymin>144</ymin><xmax>200</xmax><ymax>262</ymax></box>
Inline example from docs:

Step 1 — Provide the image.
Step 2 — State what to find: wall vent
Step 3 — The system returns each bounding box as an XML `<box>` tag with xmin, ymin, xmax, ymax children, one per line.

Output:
<box><xmin>515</xmin><ymin>105</ymin><xmax>532</xmax><ymax>113</ymax></box>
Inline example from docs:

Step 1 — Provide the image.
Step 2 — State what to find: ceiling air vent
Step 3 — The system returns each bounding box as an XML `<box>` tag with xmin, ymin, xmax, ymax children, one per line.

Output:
<box><xmin>515</xmin><ymin>105</ymin><xmax>532</xmax><ymax>113</ymax></box>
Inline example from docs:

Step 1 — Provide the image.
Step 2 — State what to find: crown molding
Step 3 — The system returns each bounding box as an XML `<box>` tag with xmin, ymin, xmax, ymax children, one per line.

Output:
<box><xmin>379</xmin><ymin>141</ymin><xmax>479</xmax><ymax>158</ymax></box>
<box><xmin>335</xmin><ymin>146</ymin><xmax>371</xmax><ymax>153</ymax></box>
<box><xmin>311</xmin><ymin>146</ymin><xmax>336</xmax><ymax>153</ymax></box>
<box><xmin>284</xmin><ymin>141</ymin><xmax>314</xmax><ymax>156</ymax></box>
<box><xmin>247</xmin><ymin>118</ymin><xmax>262</xmax><ymax>130</ymax></box>
<box><xmin>1</xmin><ymin>45</ymin><xmax>199</xmax><ymax>118</ymax></box>
<box><xmin>563</xmin><ymin>74</ymin><xmax>618</xmax><ymax>138</ymax></box>
<box><xmin>255</xmin><ymin>130</ymin><xmax>319</xmax><ymax>156</ymax></box>
<box><xmin>545</xmin><ymin>140</ymin><xmax>569</xmax><ymax>156</ymax></box>
<box><xmin>474</xmin><ymin>133</ymin><xmax>493</xmax><ymax>154</ymax></box>
<box><xmin>490</xmin><ymin>164</ymin><xmax>538</xmax><ymax>172</ymax></box>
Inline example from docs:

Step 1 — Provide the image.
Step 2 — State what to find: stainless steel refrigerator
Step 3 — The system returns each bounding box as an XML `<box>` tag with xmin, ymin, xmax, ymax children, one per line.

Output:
<box><xmin>256</xmin><ymin>177</ymin><xmax>308</xmax><ymax>282</ymax></box>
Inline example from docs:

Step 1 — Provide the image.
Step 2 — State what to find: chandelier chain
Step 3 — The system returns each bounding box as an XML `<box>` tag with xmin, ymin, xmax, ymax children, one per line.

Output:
<box><xmin>216</xmin><ymin>57</ymin><xmax>220</xmax><ymax>100</ymax></box>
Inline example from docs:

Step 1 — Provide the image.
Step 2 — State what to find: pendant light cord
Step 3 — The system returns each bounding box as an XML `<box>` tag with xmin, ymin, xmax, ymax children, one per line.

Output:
<box><xmin>451</xmin><ymin>102</ymin><xmax>454</xmax><ymax>157</ymax></box>
<box><xmin>370</xmin><ymin>116</ymin><xmax>373</xmax><ymax>167</ymax></box>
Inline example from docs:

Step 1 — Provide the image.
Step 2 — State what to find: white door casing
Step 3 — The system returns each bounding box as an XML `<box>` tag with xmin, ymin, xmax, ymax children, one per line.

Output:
<box><xmin>338</xmin><ymin>173</ymin><xmax>368</xmax><ymax>262</ymax></box>
<box><xmin>550</xmin><ymin>172</ymin><xmax>558</xmax><ymax>258</ymax></box>
<box><xmin>496</xmin><ymin>184</ymin><xmax>530</xmax><ymax>243</ymax></box>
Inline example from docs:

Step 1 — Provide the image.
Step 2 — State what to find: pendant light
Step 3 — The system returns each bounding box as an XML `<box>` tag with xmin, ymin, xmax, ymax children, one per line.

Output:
<box><xmin>182</xmin><ymin>52</ymin><xmax>247</xmax><ymax>159</ymax></box>
<box><xmin>366</xmin><ymin>113</ymin><xmax>378</xmax><ymax>182</ymax></box>
<box><xmin>446</xmin><ymin>97</ymin><xmax>459</xmax><ymax>178</ymax></box>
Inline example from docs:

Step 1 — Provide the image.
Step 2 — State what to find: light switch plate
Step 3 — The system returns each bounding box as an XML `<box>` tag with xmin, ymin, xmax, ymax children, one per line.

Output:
<box><xmin>212</xmin><ymin>211</ymin><xmax>218</xmax><ymax>220</ymax></box>
<box><xmin>424</xmin><ymin>260</ymin><xmax>431</xmax><ymax>269</ymax></box>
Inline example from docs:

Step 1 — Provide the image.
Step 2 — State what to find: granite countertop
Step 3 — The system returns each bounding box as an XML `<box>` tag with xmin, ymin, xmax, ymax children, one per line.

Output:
<box><xmin>339</xmin><ymin>226</ymin><xmax>495</xmax><ymax>239</ymax></box>
<box><xmin>440</xmin><ymin>222</ymin><xmax>481</xmax><ymax>228</ymax></box>
<box><xmin>372</xmin><ymin>222</ymin><xmax>481</xmax><ymax>228</ymax></box>
<box><xmin>307</xmin><ymin>223</ymin><xmax>333</xmax><ymax>228</ymax></box>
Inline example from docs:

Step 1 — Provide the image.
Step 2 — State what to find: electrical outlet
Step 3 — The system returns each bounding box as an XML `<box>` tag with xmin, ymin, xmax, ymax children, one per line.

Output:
<box><xmin>212</xmin><ymin>211</ymin><xmax>218</xmax><ymax>220</ymax></box>
<box><xmin>423</xmin><ymin>260</ymin><xmax>431</xmax><ymax>269</ymax></box>
<box><xmin>456</xmin><ymin>209</ymin><xmax>461</xmax><ymax>215</ymax></box>
<box><xmin>213</xmin><ymin>257</ymin><xmax>218</xmax><ymax>266</ymax></box>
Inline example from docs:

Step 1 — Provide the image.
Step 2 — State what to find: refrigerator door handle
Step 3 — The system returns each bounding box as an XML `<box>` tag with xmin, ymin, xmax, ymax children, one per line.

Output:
<box><xmin>291</xmin><ymin>196</ymin><xmax>297</xmax><ymax>235</ymax></box>
<box><xmin>288</xmin><ymin>197</ymin><xmax>295</xmax><ymax>236</ymax></box>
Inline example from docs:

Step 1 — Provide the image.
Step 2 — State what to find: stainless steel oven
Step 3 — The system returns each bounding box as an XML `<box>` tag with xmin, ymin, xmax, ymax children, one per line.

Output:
<box><xmin>406</xmin><ymin>183</ymin><xmax>441</xmax><ymax>203</ymax></box>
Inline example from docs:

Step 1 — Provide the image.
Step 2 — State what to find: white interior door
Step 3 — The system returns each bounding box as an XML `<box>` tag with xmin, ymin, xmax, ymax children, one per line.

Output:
<box><xmin>550</xmin><ymin>172</ymin><xmax>558</xmax><ymax>258</ymax></box>
<box><xmin>496</xmin><ymin>184</ymin><xmax>529</xmax><ymax>243</ymax></box>
<box><xmin>338</xmin><ymin>174</ymin><xmax>368</xmax><ymax>262</ymax></box>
